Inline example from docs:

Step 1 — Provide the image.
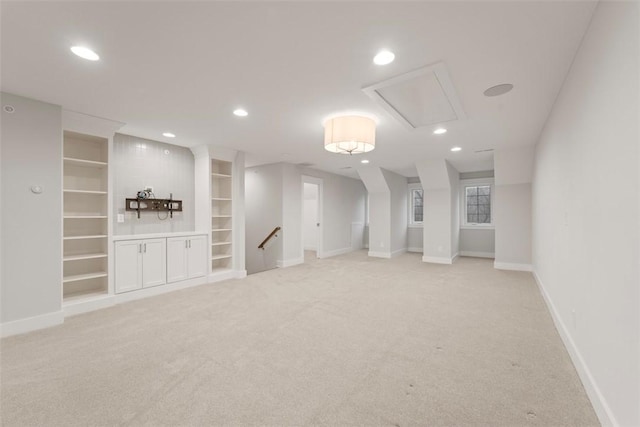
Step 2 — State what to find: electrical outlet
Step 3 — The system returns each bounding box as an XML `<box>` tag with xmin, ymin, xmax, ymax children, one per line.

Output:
<box><xmin>117</xmin><ymin>214</ymin><xmax>125</xmax><ymax>223</ymax></box>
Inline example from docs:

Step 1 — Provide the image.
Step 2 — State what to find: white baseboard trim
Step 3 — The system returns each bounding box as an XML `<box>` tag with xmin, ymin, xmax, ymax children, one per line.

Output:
<box><xmin>64</xmin><ymin>294</ymin><xmax>116</xmax><ymax>317</ymax></box>
<box><xmin>277</xmin><ymin>257</ymin><xmax>304</xmax><ymax>268</ymax></box>
<box><xmin>533</xmin><ymin>271</ymin><xmax>616</xmax><ymax>427</ymax></box>
<box><xmin>209</xmin><ymin>269</ymin><xmax>237</xmax><ymax>282</ymax></box>
<box><xmin>321</xmin><ymin>246</ymin><xmax>352</xmax><ymax>259</ymax></box>
<box><xmin>304</xmin><ymin>245</ymin><xmax>317</xmax><ymax>251</ymax></box>
<box><xmin>234</xmin><ymin>269</ymin><xmax>247</xmax><ymax>279</ymax></box>
<box><xmin>391</xmin><ymin>248</ymin><xmax>407</xmax><ymax>258</ymax></box>
<box><xmin>422</xmin><ymin>255</ymin><xmax>453</xmax><ymax>264</ymax></box>
<box><xmin>1</xmin><ymin>310</ymin><xmax>64</xmax><ymax>338</ymax></box>
<box><xmin>116</xmin><ymin>276</ymin><xmax>209</xmax><ymax>304</ymax></box>
<box><xmin>460</xmin><ymin>251</ymin><xmax>495</xmax><ymax>259</ymax></box>
<box><xmin>407</xmin><ymin>247</ymin><xmax>423</xmax><ymax>253</ymax></box>
<box><xmin>368</xmin><ymin>250</ymin><xmax>391</xmax><ymax>258</ymax></box>
<box><xmin>494</xmin><ymin>261</ymin><xmax>533</xmax><ymax>272</ymax></box>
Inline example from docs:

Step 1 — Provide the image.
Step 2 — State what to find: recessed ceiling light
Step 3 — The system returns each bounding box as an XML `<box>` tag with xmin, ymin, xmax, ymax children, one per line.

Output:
<box><xmin>433</xmin><ymin>128</ymin><xmax>447</xmax><ymax>135</ymax></box>
<box><xmin>233</xmin><ymin>108</ymin><xmax>248</xmax><ymax>117</ymax></box>
<box><xmin>373</xmin><ymin>50</ymin><xmax>395</xmax><ymax>65</ymax></box>
<box><xmin>70</xmin><ymin>46</ymin><xmax>99</xmax><ymax>61</ymax></box>
<box><xmin>484</xmin><ymin>83</ymin><xmax>514</xmax><ymax>97</ymax></box>
<box><xmin>361</xmin><ymin>159</ymin><xmax>370</xmax><ymax>164</ymax></box>
<box><xmin>451</xmin><ymin>147</ymin><xmax>462</xmax><ymax>152</ymax></box>
<box><xmin>162</xmin><ymin>132</ymin><xmax>176</xmax><ymax>138</ymax></box>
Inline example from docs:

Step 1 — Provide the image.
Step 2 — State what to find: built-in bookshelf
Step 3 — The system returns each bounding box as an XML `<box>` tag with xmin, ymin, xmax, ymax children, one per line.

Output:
<box><xmin>63</xmin><ymin>131</ymin><xmax>109</xmax><ymax>301</ymax></box>
<box><xmin>211</xmin><ymin>159</ymin><xmax>232</xmax><ymax>272</ymax></box>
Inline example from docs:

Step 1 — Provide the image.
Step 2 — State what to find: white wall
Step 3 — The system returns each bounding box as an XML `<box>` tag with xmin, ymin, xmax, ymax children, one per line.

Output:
<box><xmin>245</xmin><ymin>163</ymin><xmax>366</xmax><ymax>271</ymax></box>
<box><xmin>303</xmin><ymin>183</ymin><xmax>318</xmax><ymax>251</ymax></box>
<box><xmin>459</xmin><ymin>229</ymin><xmax>494</xmax><ymax>257</ymax></box>
<box><xmin>532</xmin><ymin>2</ymin><xmax>639</xmax><ymax>426</ymax></box>
<box><xmin>407</xmin><ymin>228</ymin><xmax>423</xmax><ymax>252</ymax></box>
<box><xmin>245</xmin><ymin>163</ymin><xmax>283</xmax><ymax>275</ymax></box>
<box><xmin>1</xmin><ymin>92</ymin><xmax>62</xmax><ymax>328</ymax></box>
<box><xmin>382</xmin><ymin>169</ymin><xmax>408</xmax><ymax>255</ymax></box>
<box><xmin>113</xmin><ymin>134</ymin><xmax>195</xmax><ymax>235</ymax></box>
<box><xmin>494</xmin><ymin>146</ymin><xmax>533</xmax><ymax>268</ymax></box>
<box><xmin>416</xmin><ymin>160</ymin><xmax>459</xmax><ymax>263</ymax></box>
<box><xmin>447</xmin><ymin>162</ymin><xmax>460</xmax><ymax>257</ymax></box>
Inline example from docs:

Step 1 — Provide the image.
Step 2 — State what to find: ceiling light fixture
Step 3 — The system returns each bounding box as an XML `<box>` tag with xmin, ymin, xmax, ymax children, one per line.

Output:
<box><xmin>433</xmin><ymin>128</ymin><xmax>447</xmax><ymax>135</ymax></box>
<box><xmin>361</xmin><ymin>159</ymin><xmax>370</xmax><ymax>164</ymax></box>
<box><xmin>233</xmin><ymin>108</ymin><xmax>248</xmax><ymax>117</ymax></box>
<box><xmin>162</xmin><ymin>132</ymin><xmax>176</xmax><ymax>138</ymax></box>
<box><xmin>450</xmin><ymin>146</ymin><xmax>462</xmax><ymax>152</ymax></box>
<box><xmin>484</xmin><ymin>83</ymin><xmax>514</xmax><ymax>97</ymax></box>
<box><xmin>324</xmin><ymin>115</ymin><xmax>376</xmax><ymax>155</ymax></box>
<box><xmin>373</xmin><ymin>50</ymin><xmax>395</xmax><ymax>65</ymax></box>
<box><xmin>70</xmin><ymin>46</ymin><xmax>100</xmax><ymax>61</ymax></box>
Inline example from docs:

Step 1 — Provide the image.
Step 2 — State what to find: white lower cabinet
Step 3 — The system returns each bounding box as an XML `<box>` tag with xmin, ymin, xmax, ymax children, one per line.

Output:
<box><xmin>167</xmin><ymin>235</ymin><xmax>207</xmax><ymax>283</ymax></box>
<box><xmin>115</xmin><ymin>238</ymin><xmax>166</xmax><ymax>293</ymax></box>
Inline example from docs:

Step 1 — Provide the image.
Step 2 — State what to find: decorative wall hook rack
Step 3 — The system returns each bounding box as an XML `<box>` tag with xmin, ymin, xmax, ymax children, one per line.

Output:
<box><xmin>125</xmin><ymin>193</ymin><xmax>182</xmax><ymax>219</ymax></box>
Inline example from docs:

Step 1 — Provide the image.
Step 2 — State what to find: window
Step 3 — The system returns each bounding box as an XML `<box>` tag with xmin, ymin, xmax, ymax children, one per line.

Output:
<box><xmin>409</xmin><ymin>184</ymin><xmax>423</xmax><ymax>226</ymax></box>
<box><xmin>462</xmin><ymin>181</ymin><xmax>493</xmax><ymax>226</ymax></box>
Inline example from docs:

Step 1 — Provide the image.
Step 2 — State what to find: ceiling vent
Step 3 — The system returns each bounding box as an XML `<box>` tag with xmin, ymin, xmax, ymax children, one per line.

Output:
<box><xmin>362</xmin><ymin>62</ymin><xmax>466</xmax><ymax>130</ymax></box>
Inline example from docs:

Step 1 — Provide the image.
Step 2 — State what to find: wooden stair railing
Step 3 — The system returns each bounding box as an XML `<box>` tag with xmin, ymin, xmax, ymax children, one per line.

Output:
<box><xmin>258</xmin><ymin>226</ymin><xmax>281</xmax><ymax>250</ymax></box>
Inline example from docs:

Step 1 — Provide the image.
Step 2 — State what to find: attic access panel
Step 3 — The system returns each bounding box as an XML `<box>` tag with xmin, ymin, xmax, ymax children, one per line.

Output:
<box><xmin>362</xmin><ymin>62</ymin><xmax>466</xmax><ymax>129</ymax></box>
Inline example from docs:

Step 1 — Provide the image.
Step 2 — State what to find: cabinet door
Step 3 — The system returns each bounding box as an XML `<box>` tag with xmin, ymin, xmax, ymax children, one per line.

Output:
<box><xmin>167</xmin><ymin>237</ymin><xmax>188</xmax><ymax>283</ymax></box>
<box><xmin>115</xmin><ymin>240</ymin><xmax>142</xmax><ymax>293</ymax></box>
<box><xmin>187</xmin><ymin>235</ymin><xmax>208</xmax><ymax>279</ymax></box>
<box><xmin>142</xmin><ymin>238</ymin><xmax>166</xmax><ymax>288</ymax></box>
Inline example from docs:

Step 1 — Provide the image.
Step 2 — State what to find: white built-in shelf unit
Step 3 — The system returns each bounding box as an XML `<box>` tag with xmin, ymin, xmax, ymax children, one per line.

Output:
<box><xmin>62</xmin><ymin>131</ymin><xmax>109</xmax><ymax>302</ymax></box>
<box><xmin>210</xmin><ymin>159</ymin><xmax>232</xmax><ymax>272</ymax></box>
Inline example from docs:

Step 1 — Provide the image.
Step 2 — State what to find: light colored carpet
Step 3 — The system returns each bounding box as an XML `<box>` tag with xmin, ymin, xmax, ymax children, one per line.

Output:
<box><xmin>1</xmin><ymin>251</ymin><xmax>598</xmax><ymax>426</ymax></box>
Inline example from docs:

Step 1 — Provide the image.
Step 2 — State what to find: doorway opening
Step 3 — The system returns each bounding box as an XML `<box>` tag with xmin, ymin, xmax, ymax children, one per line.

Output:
<box><xmin>302</xmin><ymin>176</ymin><xmax>322</xmax><ymax>262</ymax></box>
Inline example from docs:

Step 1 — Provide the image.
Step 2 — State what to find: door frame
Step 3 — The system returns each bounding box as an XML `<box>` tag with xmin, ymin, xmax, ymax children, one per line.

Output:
<box><xmin>301</xmin><ymin>175</ymin><xmax>323</xmax><ymax>259</ymax></box>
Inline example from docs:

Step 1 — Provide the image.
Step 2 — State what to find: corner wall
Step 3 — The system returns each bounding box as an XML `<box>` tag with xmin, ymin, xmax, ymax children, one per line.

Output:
<box><xmin>1</xmin><ymin>93</ymin><xmax>63</xmax><ymax>333</ymax></box>
<box><xmin>532</xmin><ymin>2</ymin><xmax>639</xmax><ymax>425</ymax></box>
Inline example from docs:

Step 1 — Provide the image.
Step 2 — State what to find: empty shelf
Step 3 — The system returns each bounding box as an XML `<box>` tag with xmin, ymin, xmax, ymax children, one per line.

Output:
<box><xmin>63</xmin><ymin>289</ymin><xmax>109</xmax><ymax>303</ymax></box>
<box><xmin>211</xmin><ymin>173</ymin><xmax>232</xmax><ymax>178</ymax></box>
<box><xmin>64</xmin><ymin>157</ymin><xmax>107</xmax><ymax>168</ymax></box>
<box><xmin>211</xmin><ymin>228</ymin><xmax>232</xmax><ymax>232</ymax></box>
<box><xmin>212</xmin><ymin>215</ymin><xmax>232</xmax><ymax>218</ymax></box>
<box><xmin>64</xmin><ymin>189</ymin><xmax>108</xmax><ymax>195</ymax></box>
<box><xmin>63</xmin><ymin>234</ymin><xmax>107</xmax><ymax>240</ymax></box>
<box><xmin>211</xmin><ymin>242</ymin><xmax>232</xmax><ymax>246</ymax></box>
<box><xmin>211</xmin><ymin>197</ymin><xmax>232</xmax><ymax>201</ymax></box>
<box><xmin>63</xmin><ymin>253</ymin><xmax>108</xmax><ymax>262</ymax></box>
<box><xmin>64</xmin><ymin>215</ymin><xmax>108</xmax><ymax>219</ymax></box>
<box><xmin>211</xmin><ymin>254</ymin><xmax>232</xmax><ymax>260</ymax></box>
<box><xmin>63</xmin><ymin>272</ymin><xmax>107</xmax><ymax>283</ymax></box>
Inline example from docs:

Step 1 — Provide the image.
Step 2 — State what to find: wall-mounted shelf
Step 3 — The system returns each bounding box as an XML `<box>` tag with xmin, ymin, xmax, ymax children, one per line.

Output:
<box><xmin>63</xmin><ymin>234</ymin><xmax>107</xmax><ymax>240</ymax></box>
<box><xmin>211</xmin><ymin>172</ymin><xmax>232</xmax><ymax>178</ymax></box>
<box><xmin>63</xmin><ymin>189</ymin><xmax>108</xmax><ymax>195</ymax></box>
<box><xmin>64</xmin><ymin>215</ymin><xmax>108</xmax><ymax>219</ymax></box>
<box><xmin>211</xmin><ymin>242</ymin><xmax>232</xmax><ymax>246</ymax></box>
<box><xmin>211</xmin><ymin>197</ymin><xmax>232</xmax><ymax>201</ymax></box>
<box><xmin>211</xmin><ymin>254</ymin><xmax>232</xmax><ymax>260</ymax></box>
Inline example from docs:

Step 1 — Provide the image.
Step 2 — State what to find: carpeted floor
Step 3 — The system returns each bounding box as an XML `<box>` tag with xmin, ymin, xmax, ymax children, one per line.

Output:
<box><xmin>0</xmin><ymin>251</ymin><xmax>598</xmax><ymax>426</ymax></box>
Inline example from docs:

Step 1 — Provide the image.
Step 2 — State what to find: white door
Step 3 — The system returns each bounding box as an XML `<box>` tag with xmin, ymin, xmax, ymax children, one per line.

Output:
<box><xmin>187</xmin><ymin>235</ymin><xmax>207</xmax><ymax>279</ymax></box>
<box><xmin>166</xmin><ymin>237</ymin><xmax>188</xmax><ymax>283</ymax></box>
<box><xmin>115</xmin><ymin>240</ymin><xmax>142</xmax><ymax>293</ymax></box>
<box><xmin>142</xmin><ymin>238</ymin><xmax>166</xmax><ymax>288</ymax></box>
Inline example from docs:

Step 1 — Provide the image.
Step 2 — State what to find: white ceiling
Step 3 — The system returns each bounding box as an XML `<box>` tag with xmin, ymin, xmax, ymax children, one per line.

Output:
<box><xmin>0</xmin><ymin>1</ymin><xmax>596</xmax><ymax>178</ymax></box>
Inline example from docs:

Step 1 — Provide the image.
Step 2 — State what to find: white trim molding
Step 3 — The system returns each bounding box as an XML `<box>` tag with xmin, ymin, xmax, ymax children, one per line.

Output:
<box><xmin>423</xmin><ymin>255</ymin><xmax>454</xmax><ymax>264</ymax></box>
<box><xmin>407</xmin><ymin>247</ymin><xmax>423</xmax><ymax>253</ymax></box>
<box><xmin>533</xmin><ymin>271</ymin><xmax>617</xmax><ymax>427</ymax></box>
<box><xmin>368</xmin><ymin>250</ymin><xmax>391</xmax><ymax>259</ymax></box>
<box><xmin>277</xmin><ymin>257</ymin><xmax>304</xmax><ymax>268</ymax></box>
<box><xmin>1</xmin><ymin>310</ymin><xmax>64</xmax><ymax>338</ymax></box>
<box><xmin>391</xmin><ymin>248</ymin><xmax>407</xmax><ymax>258</ymax></box>
<box><xmin>321</xmin><ymin>247</ymin><xmax>352</xmax><ymax>259</ymax></box>
<box><xmin>460</xmin><ymin>251</ymin><xmax>495</xmax><ymax>259</ymax></box>
<box><xmin>494</xmin><ymin>261</ymin><xmax>533</xmax><ymax>272</ymax></box>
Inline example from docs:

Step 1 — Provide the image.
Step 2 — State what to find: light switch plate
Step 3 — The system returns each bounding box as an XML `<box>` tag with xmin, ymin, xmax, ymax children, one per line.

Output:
<box><xmin>117</xmin><ymin>214</ymin><xmax>125</xmax><ymax>223</ymax></box>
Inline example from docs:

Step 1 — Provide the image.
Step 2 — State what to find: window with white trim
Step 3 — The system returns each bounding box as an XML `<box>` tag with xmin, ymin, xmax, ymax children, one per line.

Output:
<box><xmin>461</xmin><ymin>179</ymin><xmax>494</xmax><ymax>227</ymax></box>
<box><xmin>408</xmin><ymin>184</ymin><xmax>423</xmax><ymax>226</ymax></box>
